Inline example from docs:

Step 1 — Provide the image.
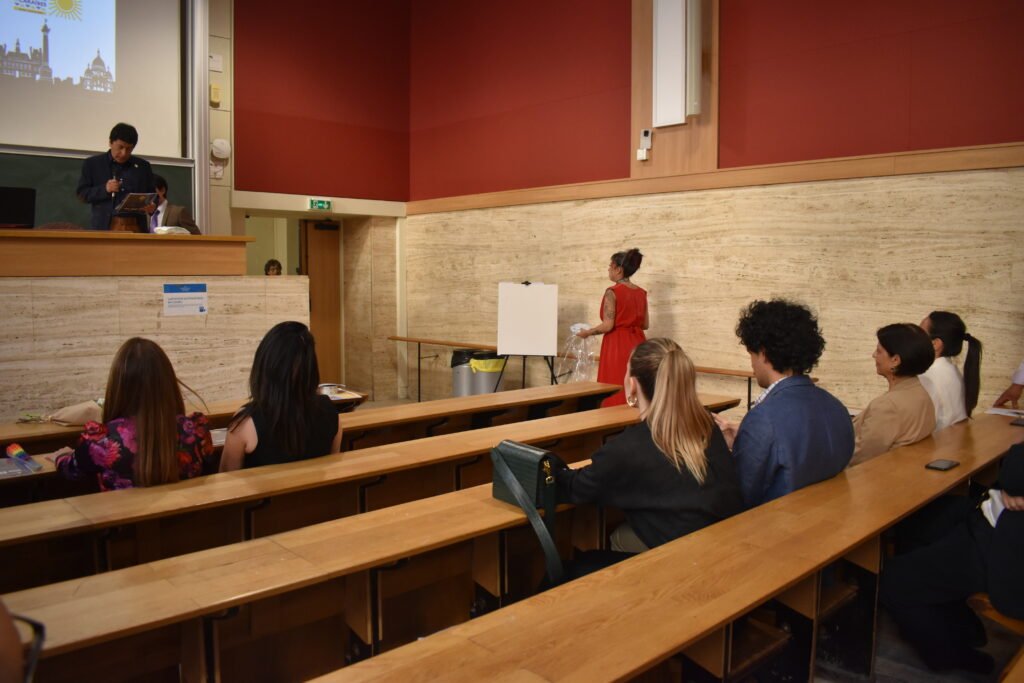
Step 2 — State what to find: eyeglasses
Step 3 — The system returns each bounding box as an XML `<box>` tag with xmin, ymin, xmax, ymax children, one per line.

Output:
<box><xmin>11</xmin><ymin>614</ymin><xmax>45</xmax><ymax>683</ymax></box>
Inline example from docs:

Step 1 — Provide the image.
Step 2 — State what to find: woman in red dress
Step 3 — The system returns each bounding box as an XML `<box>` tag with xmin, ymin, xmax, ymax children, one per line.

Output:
<box><xmin>578</xmin><ymin>248</ymin><xmax>648</xmax><ymax>406</ymax></box>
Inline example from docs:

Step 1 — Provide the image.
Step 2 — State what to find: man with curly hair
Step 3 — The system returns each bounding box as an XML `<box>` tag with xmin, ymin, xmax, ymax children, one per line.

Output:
<box><xmin>714</xmin><ymin>299</ymin><xmax>854</xmax><ymax>507</ymax></box>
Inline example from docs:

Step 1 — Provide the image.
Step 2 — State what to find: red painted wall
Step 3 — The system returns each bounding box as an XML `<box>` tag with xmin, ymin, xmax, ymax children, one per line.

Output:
<box><xmin>234</xmin><ymin>1</ymin><xmax>1023</xmax><ymax>202</ymax></box>
<box><xmin>408</xmin><ymin>0</ymin><xmax>632</xmax><ymax>201</ymax></box>
<box><xmin>719</xmin><ymin>0</ymin><xmax>1024</xmax><ymax>168</ymax></box>
<box><xmin>234</xmin><ymin>1</ymin><xmax>410</xmax><ymax>201</ymax></box>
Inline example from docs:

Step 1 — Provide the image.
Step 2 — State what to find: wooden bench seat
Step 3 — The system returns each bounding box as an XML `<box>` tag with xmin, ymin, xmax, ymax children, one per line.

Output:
<box><xmin>0</xmin><ymin>393</ymin><xmax>367</xmax><ymax>451</ymax></box>
<box><xmin>0</xmin><ymin>394</ymin><xmax>737</xmax><ymax>593</ymax></box>
<box><xmin>8</xmin><ymin>414</ymin><xmax>1020</xmax><ymax>683</ymax></box>
<box><xmin>5</xmin><ymin>470</ymin><xmax>601</xmax><ymax>682</ymax></box>
<box><xmin>312</xmin><ymin>413</ymin><xmax>1024</xmax><ymax>683</ymax></box>
<box><xmin>968</xmin><ymin>593</ymin><xmax>1024</xmax><ymax>681</ymax></box>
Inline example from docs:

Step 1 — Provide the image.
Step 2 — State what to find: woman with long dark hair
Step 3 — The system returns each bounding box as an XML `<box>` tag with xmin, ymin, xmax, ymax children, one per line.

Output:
<box><xmin>851</xmin><ymin>323</ymin><xmax>936</xmax><ymax>466</ymax></box>
<box><xmin>576</xmin><ymin>248</ymin><xmax>648</xmax><ymax>406</ymax></box>
<box><xmin>919</xmin><ymin>311</ymin><xmax>982</xmax><ymax>430</ymax></box>
<box><xmin>220</xmin><ymin>321</ymin><xmax>343</xmax><ymax>471</ymax></box>
<box><xmin>55</xmin><ymin>338</ymin><xmax>212</xmax><ymax>489</ymax></box>
<box><xmin>557</xmin><ymin>338</ymin><xmax>743</xmax><ymax>553</ymax></box>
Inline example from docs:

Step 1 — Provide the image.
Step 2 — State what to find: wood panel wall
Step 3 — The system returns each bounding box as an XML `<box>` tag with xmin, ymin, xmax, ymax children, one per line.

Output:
<box><xmin>400</xmin><ymin>167</ymin><xmax>1024</xmax><ymax>411</ymax></box>
<box><xmin>343</xmin><ymin>217</ymin><xmax>400</xmax><ymax>400</ymax></box>
<box><xmin>630</xmin><ymin>0</ymin><xmax>719</xmax><ymax>179</ymax></box>
<box><xmin>0</xmin><ymin>276</ymin><xmax>309</xmax><ymax>422</ymax></box>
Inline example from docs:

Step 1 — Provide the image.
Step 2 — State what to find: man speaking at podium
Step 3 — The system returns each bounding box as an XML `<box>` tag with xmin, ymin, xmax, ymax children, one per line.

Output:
<box><xmin>76</xmin><ymin>122</ymin><xmax>155</xmax><ymax>230</ymax></box>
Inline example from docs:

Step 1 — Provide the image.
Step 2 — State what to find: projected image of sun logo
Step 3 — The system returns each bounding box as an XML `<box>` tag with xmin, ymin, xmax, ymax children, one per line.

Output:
<box><xmin>49</xmin><ymin>0</ymin><xmax>82</xmax><ymax>20</ymax></box>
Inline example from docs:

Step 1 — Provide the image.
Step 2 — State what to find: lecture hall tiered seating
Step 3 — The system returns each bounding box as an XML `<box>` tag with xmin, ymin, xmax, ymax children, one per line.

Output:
<box><xmin>2</xmin><ymin>1</ymin><xmax>1022</xmax><ymax>681</ymax></box>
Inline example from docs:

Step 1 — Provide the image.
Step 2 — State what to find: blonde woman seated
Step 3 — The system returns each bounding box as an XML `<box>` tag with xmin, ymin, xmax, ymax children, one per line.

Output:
<box><xmin>851</xmin><ymin>324</ymin><xmax>936</xmax><ymax>466</ymax></box>
<box><xmin>556</xmin><ymin>338</ymin><xmax>744</xmax><ymax>553</ymax></box>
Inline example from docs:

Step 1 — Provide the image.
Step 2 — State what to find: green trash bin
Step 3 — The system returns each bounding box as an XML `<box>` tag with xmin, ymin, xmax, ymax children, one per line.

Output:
<box><xmin>469</xmin><ymin>351</ymin><xmax>506</xmax><ymax>394</ymax></box>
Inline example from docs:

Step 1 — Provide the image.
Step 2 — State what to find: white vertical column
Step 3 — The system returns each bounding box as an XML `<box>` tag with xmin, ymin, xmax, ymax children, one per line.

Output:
<box><xmin>653</xmin><ymin>0</ymin><xmax>702</xmax><ymax>127</ymax></box>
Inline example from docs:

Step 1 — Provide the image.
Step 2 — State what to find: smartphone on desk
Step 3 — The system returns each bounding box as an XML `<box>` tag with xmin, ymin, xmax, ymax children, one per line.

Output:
<box><xmin>925</xmin><ymin>459</ymin><xmax>960</xmax><ymax>471</ymax></box>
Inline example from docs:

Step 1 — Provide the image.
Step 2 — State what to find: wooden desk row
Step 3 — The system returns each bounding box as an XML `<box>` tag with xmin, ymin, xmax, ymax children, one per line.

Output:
<box><xmin>0</xmin><ymin>392</ymin><xmax>367</xmax><ymax>506</ymax></box>
<box><xmin>7</xmin><ymin>415</ymin><xmax>1021</xmax><ymax>682</ymax></box>
<box><xmin>335</xmin><ymin>381</ymin><xmax>617</xmax><ymax>450</ymax></box>
<box><xmin>0</xmin><ymin>393</ymin><xmax>368</xmax><ymax>452</ymax></box>
<box><xmin>0</xmin><ymin>393</ymin><xmax>737</xmax><ymax>593</ymax></box>
<box><xmin>5</xmin><ymin>476</ymin><xmax>598</xmax><ymax>682</ymax></box>
<box><xmin>388</xmin><ymin>335</ymin><xmax>766</xmax><ymax>407</ymax></box>
<box><xmin>0</xmin><ymin>382</ymin><xmax>615</xmax><ymax>507</ymax></box>
<box><xmin>319</xmin><ymin>413</ymin><xmax>1024</xmax><ymax>683</ymax></box>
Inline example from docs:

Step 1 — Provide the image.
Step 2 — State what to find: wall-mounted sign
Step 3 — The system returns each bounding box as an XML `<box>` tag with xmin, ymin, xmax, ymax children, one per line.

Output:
<box><xmin>163</xmin><ymin>283</ymin><xmax>208</xmax><ymax>316</ymax></box>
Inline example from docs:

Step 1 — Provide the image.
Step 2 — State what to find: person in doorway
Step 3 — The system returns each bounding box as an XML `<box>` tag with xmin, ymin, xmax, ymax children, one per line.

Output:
<box><xmin>264</xmin><ymin>259</ymin><xmax>283</xmax><ymax>276</ymax></box>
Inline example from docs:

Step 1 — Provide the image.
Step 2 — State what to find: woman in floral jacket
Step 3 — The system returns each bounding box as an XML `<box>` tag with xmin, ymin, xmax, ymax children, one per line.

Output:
<box><xmin>56</xmin><ymin>338</ymin><xmax>212</xmax><ymax>490</ymax></box>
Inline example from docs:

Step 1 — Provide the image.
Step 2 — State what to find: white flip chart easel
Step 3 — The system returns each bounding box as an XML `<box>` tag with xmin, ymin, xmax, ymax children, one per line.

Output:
<box><xmin>496</xmin><ymin>282</ymin><xmax>559</xmax><ymax>385</ymax></box>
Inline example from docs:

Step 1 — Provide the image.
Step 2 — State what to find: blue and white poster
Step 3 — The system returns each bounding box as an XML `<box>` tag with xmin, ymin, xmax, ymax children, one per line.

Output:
<box><xmin>163</xmin><ymin>283</ymin><xmax>208</xmax><ymax>317</ymax></box>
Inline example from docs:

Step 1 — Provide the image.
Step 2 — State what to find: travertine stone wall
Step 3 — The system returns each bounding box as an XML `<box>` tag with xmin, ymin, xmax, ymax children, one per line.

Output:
<box><xmin>403</xmin><ymin>168</ymin><xmax>1024</xmax><ymax>412</ymax></box>
<box><xmin>343</xmin><ymin>217</ymin><xmax>399</xmax><ymax>400</ymax></box>
<box><xmin>0</xmin><ymin>275</ymin><xmax>309</xmax><ymax>421</ymax></box>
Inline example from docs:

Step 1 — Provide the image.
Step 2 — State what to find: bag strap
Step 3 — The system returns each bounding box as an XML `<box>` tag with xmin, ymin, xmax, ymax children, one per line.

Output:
<box><xmin>490</xmin><ymin>449</ymin><xmax>565</xmax><ymax>584</ymax></box>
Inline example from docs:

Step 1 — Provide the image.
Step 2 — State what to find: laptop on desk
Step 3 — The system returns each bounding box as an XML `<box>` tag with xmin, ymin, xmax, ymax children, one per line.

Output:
<box><xmin>0</xmin><ymin>187</ymin><xmax>35</xmax><ymax>228</ymax></box>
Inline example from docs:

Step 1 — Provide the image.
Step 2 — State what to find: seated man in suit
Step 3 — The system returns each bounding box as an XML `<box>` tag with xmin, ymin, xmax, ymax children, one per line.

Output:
<box><xmin>150</xmin><ymin>175</ymin><xmax>200</xmax><ymax>234</ymax></box>
<box><xmin>76</xmin><ymin>122</ymin><xmax>156</xmax><ymax>230</ymax></box>
<box><xmin>714</xmin><ymin>299</ymin><xmax>854</xmax><ymax>507</ymax></box>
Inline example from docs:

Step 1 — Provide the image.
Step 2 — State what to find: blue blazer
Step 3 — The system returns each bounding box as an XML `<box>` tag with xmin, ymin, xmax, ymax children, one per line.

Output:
<box><xmin>733</xmin><ymin>374</ymin><xmax>854</xmax><ymax>507</ymax></box>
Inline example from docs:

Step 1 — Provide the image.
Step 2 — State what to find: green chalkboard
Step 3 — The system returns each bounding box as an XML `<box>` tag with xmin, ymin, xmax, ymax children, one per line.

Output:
<box><xmin>0</xmin><ymin>152</ymin><xmax>193</xmax><ymax>227</ymax></box>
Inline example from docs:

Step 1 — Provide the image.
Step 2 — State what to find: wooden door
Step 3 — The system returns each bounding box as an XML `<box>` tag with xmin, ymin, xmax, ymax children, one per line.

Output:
<box><xmin>300</xmin><ymin>220</ymin><xmax>342</xmax><ymax>383</ymax></box>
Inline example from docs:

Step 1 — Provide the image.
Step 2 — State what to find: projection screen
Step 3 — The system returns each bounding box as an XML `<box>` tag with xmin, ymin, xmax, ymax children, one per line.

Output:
<box><xmin>0</xmin><ymin>0</ymin><xmax>183</xmax><ymax>158</ymax></box>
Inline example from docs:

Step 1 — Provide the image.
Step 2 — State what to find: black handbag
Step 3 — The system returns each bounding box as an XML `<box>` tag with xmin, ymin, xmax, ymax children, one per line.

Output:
<box><xmin>490</xmin><ymin>440</ymin><xmax>565</xmax><ymax>584</ymax></box>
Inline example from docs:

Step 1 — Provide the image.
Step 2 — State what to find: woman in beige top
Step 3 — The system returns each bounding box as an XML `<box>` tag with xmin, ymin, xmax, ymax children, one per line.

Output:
<box><xmin>851</xmin><ymin>323</ymin><xmax>937</xmax><ymax>466</ymax></box>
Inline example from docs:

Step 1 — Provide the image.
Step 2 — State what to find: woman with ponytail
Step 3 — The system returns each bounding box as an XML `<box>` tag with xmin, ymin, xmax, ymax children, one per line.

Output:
<box><xmin>919</xmin><ymin>311</ymin><xmax>982</xmax><ymax>430</ymax></box>
<box><xmin>56</xmin><ymin>338</ymin><xmax>213</xmax><ymax>490</ymax></box>
<box><xmin>577</xmin><ymin>248</ymin><xmax>649</xmax><ymax>406</ymax></box>
<box><xmin>556</xmin><ymin>338</ymin><xmax>743</xmax><ymax>553</ymax></box>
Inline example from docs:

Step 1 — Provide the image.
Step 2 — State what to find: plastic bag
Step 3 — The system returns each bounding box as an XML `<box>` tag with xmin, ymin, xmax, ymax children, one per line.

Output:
<box><xmin>556</xmin><ymin>323</ymin><xmax>598</xmax><ymax>383</ymax></box>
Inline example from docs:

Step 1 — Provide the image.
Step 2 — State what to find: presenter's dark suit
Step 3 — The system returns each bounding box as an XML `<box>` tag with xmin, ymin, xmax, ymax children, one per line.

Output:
<box><xmin>76</xmin><ymin>151</ymin><xmax>155</xmax><ymax>229</ymax></box>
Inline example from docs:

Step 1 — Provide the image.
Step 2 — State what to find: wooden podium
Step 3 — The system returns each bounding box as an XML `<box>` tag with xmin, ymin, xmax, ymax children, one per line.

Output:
<box><xmin>0</xmin><ymin>229</ymin><xmax>254</xmax><ymax>277</ymax></box>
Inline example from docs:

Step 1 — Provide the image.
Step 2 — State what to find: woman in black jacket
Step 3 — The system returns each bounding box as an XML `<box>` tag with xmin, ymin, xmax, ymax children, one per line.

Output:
<box><xmin>557</xmin><ymin>337</ymin><xmax>744</xmax><ymax>553</ymax></box>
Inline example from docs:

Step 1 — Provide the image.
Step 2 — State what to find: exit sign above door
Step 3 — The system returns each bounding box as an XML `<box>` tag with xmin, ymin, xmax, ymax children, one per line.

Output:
<box><xmin>308</xmin><ymin>198</ymin><xmax>332</xmax><ymax>211</ymax></box>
